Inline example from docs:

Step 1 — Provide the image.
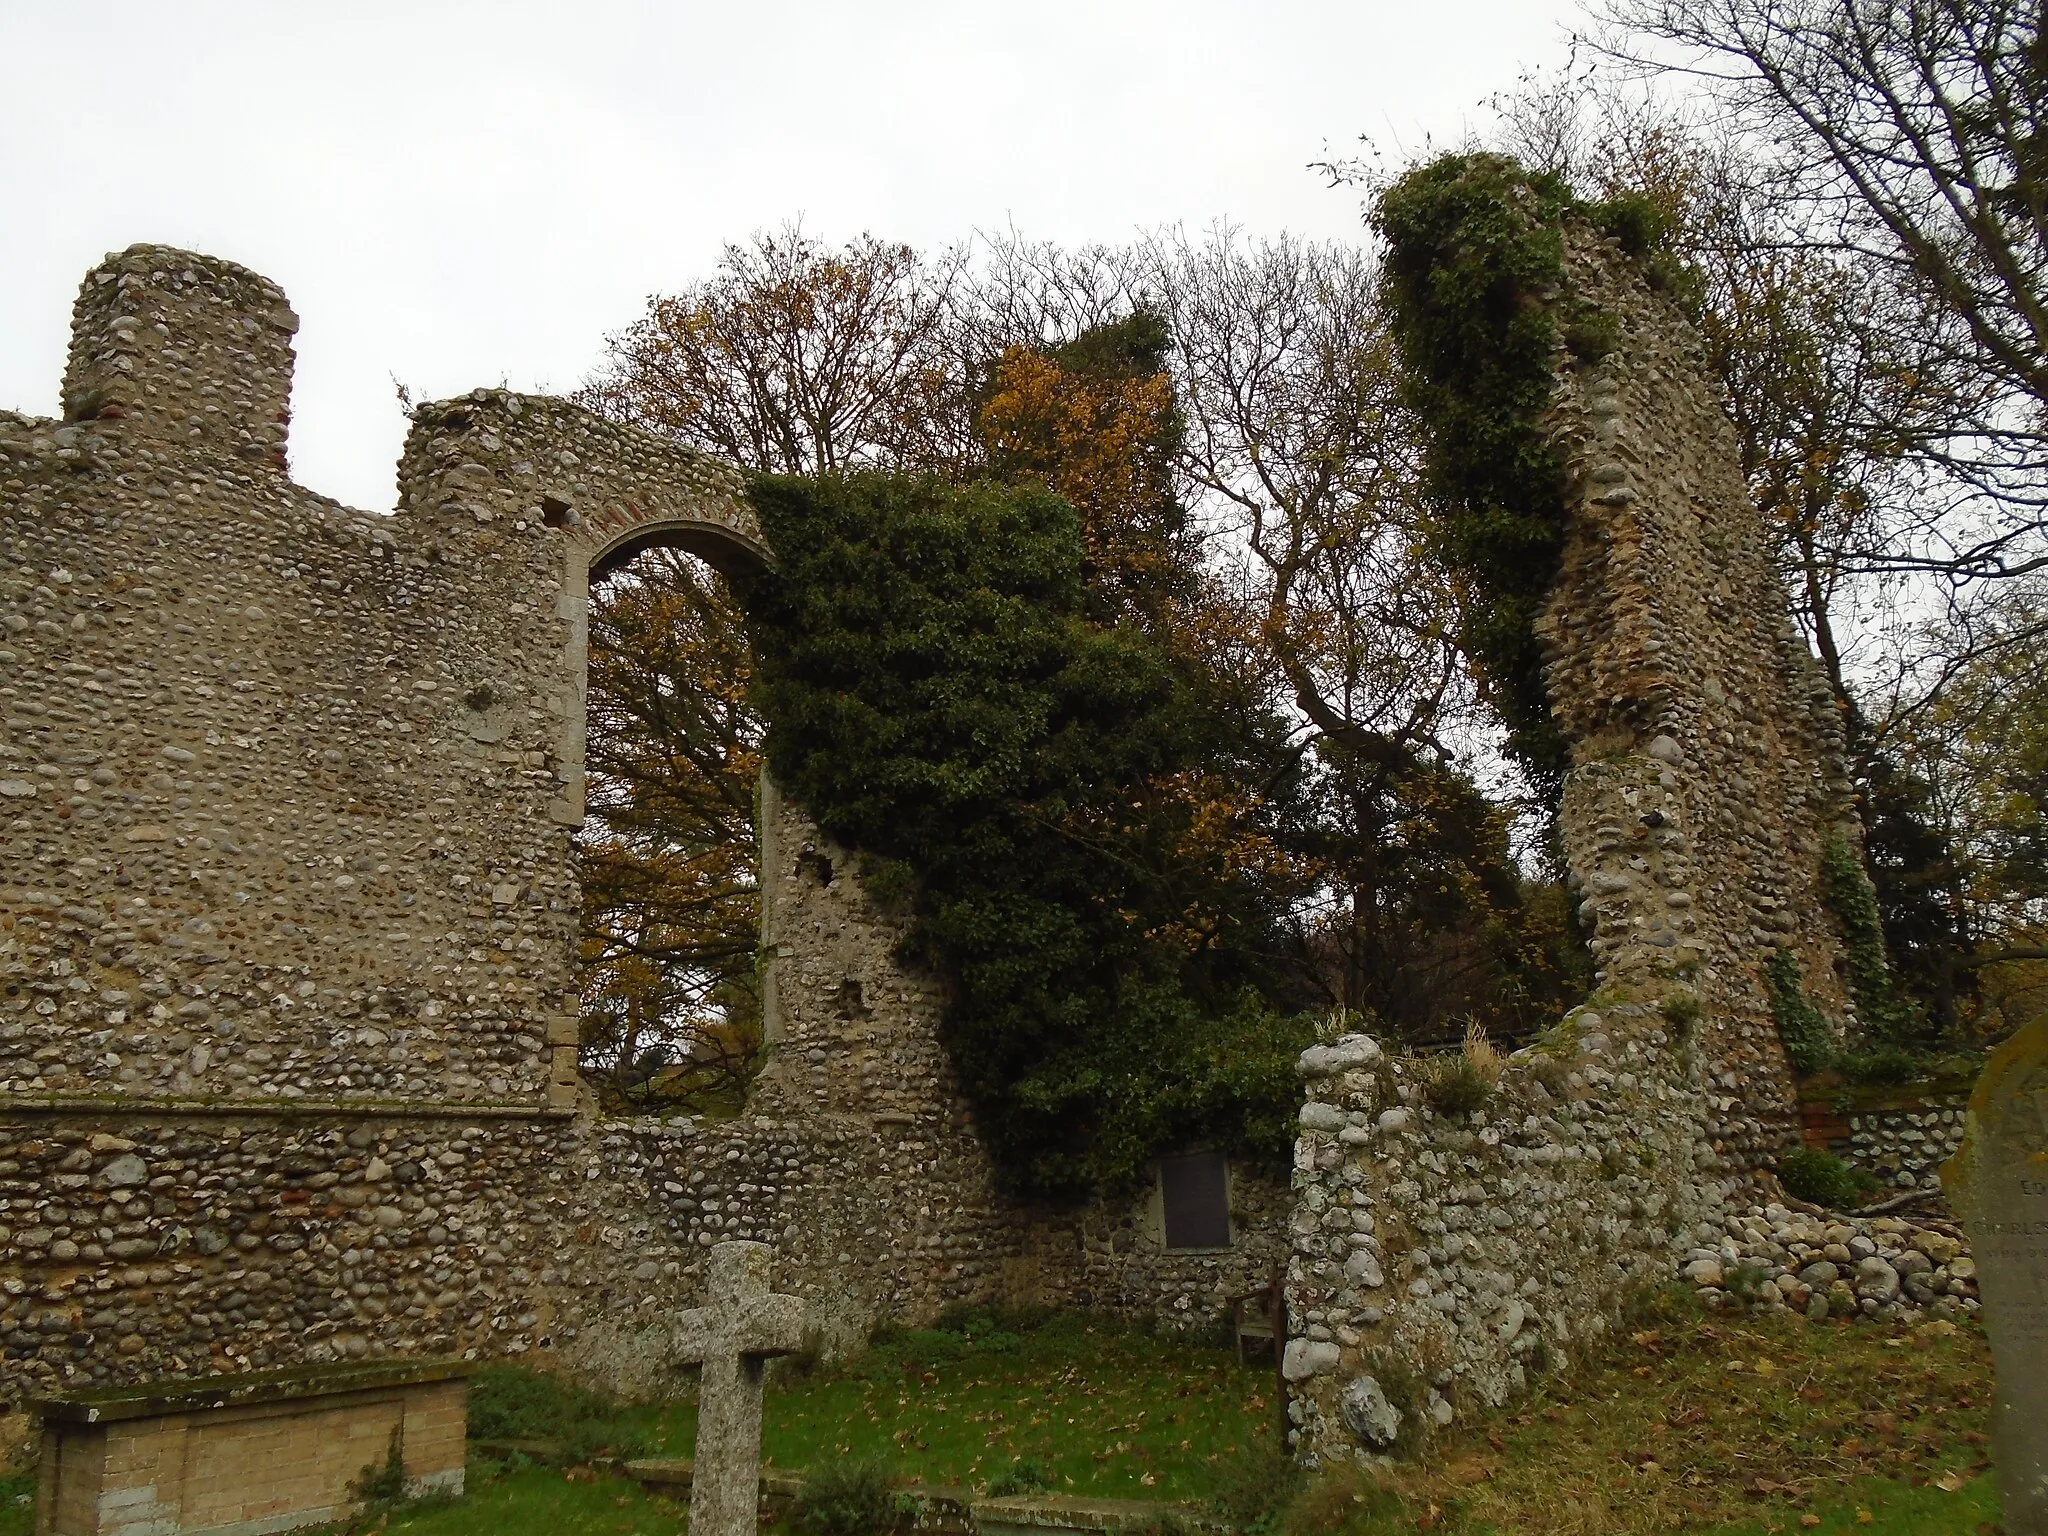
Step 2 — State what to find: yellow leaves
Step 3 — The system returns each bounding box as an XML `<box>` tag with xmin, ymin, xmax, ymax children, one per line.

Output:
<box><xmin>978</xmin><ymin>343</ymin><xmax>1184</xmax><ymax>630</ymax></box>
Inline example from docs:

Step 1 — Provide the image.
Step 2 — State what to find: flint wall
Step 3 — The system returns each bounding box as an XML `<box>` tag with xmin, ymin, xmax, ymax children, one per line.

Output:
<box><xmin>1284</xmin><ymin>219</ymin><xmax>1872</xmax><ymax>1461</ymax></box>
<box><xmin>1</xmin><ymin>245</ymin><xmax>1282</xmax><ymax>1406</ymax></box>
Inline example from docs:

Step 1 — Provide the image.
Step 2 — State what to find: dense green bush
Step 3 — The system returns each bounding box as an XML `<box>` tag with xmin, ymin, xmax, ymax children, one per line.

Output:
<box><xmin>1776</xmin><ymin>1147</ymin><xmax>1879</xmax><ymax>1210</ymax></box>
<box><xmin>466</xmin><ymin>1365</ymin><xmax>651</xmax><ymax>1462</ymax></box>
<box><xmin>745</xmin><ymin>472</ymin><xmax>1314</xmax><ymax>1197</ymax></box>
<box><xmin>789</xmin><ymin>1458</ymin><xmax>906</xmax><ymax>1536</ymax></box>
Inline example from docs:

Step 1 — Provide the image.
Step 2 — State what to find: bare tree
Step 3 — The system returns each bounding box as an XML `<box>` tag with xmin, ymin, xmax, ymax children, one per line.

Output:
<box><xmin>1141</xmin><ymin>229</ymin><xmax>1463</xmax><ymax>757</ymax></box>
<box><xmin>582</xmin><ymin>225</ymin><xmax>974</xmax><ymax>474</ymax></box>
<box><xmin>1591</xmin><ymin>0</ymin><xmax>2048</xmax><ymax>588</ymax></box>
<box><xmin>1135</xmin><ymin>230</ymin><xmax>1585</xmax><ymax>1032</ymax></box>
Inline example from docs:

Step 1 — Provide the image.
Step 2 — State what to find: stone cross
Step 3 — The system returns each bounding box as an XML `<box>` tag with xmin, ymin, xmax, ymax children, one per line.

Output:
<box><xmin>675</xmin><ymin>1240</ymin><xmax>807</xmax><ymax>1536</ymax></box>
<box><xmin>1944</xmin><ymin>1017</ymin><xmax>2048</xmax><ymax>1534</ymax></box>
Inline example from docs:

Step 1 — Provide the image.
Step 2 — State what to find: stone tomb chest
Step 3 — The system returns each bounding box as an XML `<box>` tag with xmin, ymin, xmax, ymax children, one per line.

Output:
<box><xmin>31</xmin><ymin>1359</ymin><xmax>471</xmax><ymax>1536</ymax></box>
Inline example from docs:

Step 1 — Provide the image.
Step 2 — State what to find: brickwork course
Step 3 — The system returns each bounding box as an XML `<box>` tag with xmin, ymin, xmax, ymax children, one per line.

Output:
<box><xmin>32</xmin><ymin>1362</ymin><xmax>466</xmax><ymax>1536</ymax></box>
<box><xmin>0</xmin><ymin>245</ymin><xmax>1280</xmax><ymax>1408</ymax></box>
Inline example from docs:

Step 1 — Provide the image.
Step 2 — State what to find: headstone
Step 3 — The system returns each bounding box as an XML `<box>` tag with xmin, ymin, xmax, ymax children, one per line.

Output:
<box><xmin>674</xmin><ymin>1240</ymin><xmax>808</xmax><ymax>1536</ymax></box>
<box><xmin>1944</xmin><ymin>1017</ymin><xmax>2048</xmax><ymax>1533</ymax></box>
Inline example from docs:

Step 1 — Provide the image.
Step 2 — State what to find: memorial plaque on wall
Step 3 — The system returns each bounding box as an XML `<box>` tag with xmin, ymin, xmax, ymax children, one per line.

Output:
<box><xmin>1944</xmin><ymin>1017</ymin><xmax>2048</xmax><ymax>1534</ymax></box>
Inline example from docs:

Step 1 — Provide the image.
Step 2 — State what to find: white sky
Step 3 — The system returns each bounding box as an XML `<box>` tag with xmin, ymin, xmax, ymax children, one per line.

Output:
<box><xmin>1</xmin><ymin>1</ymin><xmax>1581</xmax><ymax>512</ymax></box>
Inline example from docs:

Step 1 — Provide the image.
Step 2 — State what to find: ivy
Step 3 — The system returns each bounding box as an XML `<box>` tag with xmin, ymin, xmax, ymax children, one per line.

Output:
<box><xmin>743</xmin><ymin>471</ymin><xmax>1311</xmax><ymax>1199</ymax></box>
<box><xmin>1375</xmin><ymin>155</ymin><xmax>1678</xmax><ymax>799</ymax></box>
<box><xmin>1819</xmin><ymin>836</ymin><xmax>1924</xmax><ymax>1044</ymax></box>
<box><xmin>1764</xmin><ymin>947</ymin><xmax>1835</xmax><ymax>1077</ymax></box>
<box><xmin>1375</xmin><ymin>154</ymin><xmax>1580</xmax><ymax>796</ymax></box>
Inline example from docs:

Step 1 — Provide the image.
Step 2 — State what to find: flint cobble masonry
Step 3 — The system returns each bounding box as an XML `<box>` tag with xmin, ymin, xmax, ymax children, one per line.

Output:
<box><xmin>1283</xmin><ymin>218</ymin><xmax>1924</xmax><ymax>1462</ymax></box>
<box><xmin>2</xmin><ymin>244</ymin><xmax>1284</xmax><ymax>1406</ymax></box>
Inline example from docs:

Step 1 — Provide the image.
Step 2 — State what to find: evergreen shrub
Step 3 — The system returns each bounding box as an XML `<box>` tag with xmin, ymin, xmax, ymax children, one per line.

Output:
<box><xmin>745</xmin><ymin>472</ymin><xmax>1312</xmax><ymax>1198</ymax></box>
<box><xmin>1776</xmin><ymin>1147</ymin><xmax>1878</xmax><ymax>1210</ymax></box>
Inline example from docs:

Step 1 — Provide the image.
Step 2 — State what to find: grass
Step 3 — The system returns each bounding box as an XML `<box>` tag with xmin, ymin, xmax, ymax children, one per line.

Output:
<box><xmin>0</xmin><ymin>1474</ymin><xmax>29</xmax><ymax>1536</ymax></box>
<box><xmin>1296</xmin><ymin>1299</ymin><xmax>1999</xmax><ymax>1536</ymax></box>
<box><xmin>3</xmin><ymin>1304</ymin><xmax>2003</xmax><ymax>1536</ymax></box>
<box><xmin>740</xmin><ymin>1310</ymin><xmax>1277</xmax><ymax>1499</ymax></box>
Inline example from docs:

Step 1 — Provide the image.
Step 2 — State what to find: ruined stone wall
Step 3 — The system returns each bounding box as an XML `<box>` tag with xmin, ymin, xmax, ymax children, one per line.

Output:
<box><xmin>1012</xmin><ymin>1170</ymin><xmax>1291</xmax><ymax>1331</ymax></box>
<box><xmin>1</xmin><ymin>245</ymin><xmax>1284</xmax><ymax>1406</ymax></box>
<box><xmin>1538</xmin><ymin>227</ymin><xmax>1863</xmax><ymax>1165</ymax></box>
<box><xmin>1284</xmin><ymin>1026</ymin><xmax>1721</xmax><ymax>1459</ymax></box>
<box><xmin>0</xmin><ymin>245</ymin><xmax>1006</xmax><ymax>1403</ymax></box>
<box><xmin>1284</xmin><ymin>220</ymin><xmax>1870</xmax><ymax>1462</ymax></box>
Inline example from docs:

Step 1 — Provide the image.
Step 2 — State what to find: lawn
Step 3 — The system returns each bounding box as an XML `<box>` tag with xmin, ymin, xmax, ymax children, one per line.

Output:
<box><xmin>458</xmin><ymin>1307</ymin><xmax>1282</xmax><ymax>1503</ymax></box>
<box><xmin>0</xmin><ymin>1301</ymin><xmax>2005</xmax><ymax>1536</ymax></box>
<box><xmin>1324</xmin><ymin>1298</ymin><xmax>2001</xmax><ymax>1536</ymax></box>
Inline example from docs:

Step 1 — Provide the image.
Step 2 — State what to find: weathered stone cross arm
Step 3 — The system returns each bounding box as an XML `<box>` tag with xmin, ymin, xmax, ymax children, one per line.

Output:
<box><xmin>674</xmin><ymin>1281</ymin><xmax>807</xmax><ymax>1364</ymax></box>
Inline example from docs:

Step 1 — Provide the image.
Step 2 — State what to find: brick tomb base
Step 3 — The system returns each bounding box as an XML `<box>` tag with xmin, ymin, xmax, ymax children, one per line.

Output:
<box><xmin>32</xmin><ymin>1360</ymin><xmax>471</xmax><ymax>1536</ymax></box>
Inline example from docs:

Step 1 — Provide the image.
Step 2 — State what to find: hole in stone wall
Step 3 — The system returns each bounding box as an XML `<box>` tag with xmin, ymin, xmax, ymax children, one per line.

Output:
<box><xmin>799</xmin><ymin>849</ymin><xmax>834</xmax><ymax>886</ymax></box>
<box><xmin>540</xmin><ymin>497</ymin><xmax>572</xmax><ymax>528</ymax></box>
<box><xmin>579</xmin><ymin>544</ymin><xmax>765</xmax><ymax>1118</ymax></box>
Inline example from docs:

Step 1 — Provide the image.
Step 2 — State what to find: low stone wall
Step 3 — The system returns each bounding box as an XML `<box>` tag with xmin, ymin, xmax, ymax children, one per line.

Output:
<box><xmin>1013</xmin><ymin>1170</ymin><xmax>1291</xmax><ymax>1333</ymax></box>
<box><xmin>0</xmin><ymin>1100</ymin><xmax>1019</xmax><ymax>1409</ymax></box>
<box><xmin>1802</xmin><ymin>1092</ymin><xmax>1970</xmax><ymax>1194</ymax></box>
<box><xmin>1283</xmin><ymin>1016</ymin><xmax>1723</xmax><ymax>1462</ymax></box>
<box><xmin>1674</xmin><ymin>1198</ymin><xmax>1976</xmax><ymax>1320</ymax></box>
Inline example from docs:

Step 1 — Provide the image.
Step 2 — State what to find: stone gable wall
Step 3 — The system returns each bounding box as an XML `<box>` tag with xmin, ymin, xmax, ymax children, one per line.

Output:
<box><xmin>1538</xmin><ymin>229</ymin><xmax>1863</xmax><ymax>1170</ymax></box>
<box><xmin>1</xmin><ymin>245</ymin><xmax>1284</xmax><ymax>1407</ymax></box>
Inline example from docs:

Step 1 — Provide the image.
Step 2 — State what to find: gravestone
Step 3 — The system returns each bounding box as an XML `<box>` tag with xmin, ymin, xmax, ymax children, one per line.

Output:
<box><xmin>675</xmin><ymin>1241</ymin><xmax>808</xmax><ymax>1536</ymax></box>
<box><xmin>1944</xmin><ymin>1017</ymin><xmax>2048</xmax><ymax>1533</ymax></box>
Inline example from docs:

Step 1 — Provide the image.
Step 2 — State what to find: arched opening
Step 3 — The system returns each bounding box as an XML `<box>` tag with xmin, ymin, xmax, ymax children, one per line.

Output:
<box><xmin>569</xmin><ymin>519</ymin><xmax>771</xmax><ymax>1115</ymax></box>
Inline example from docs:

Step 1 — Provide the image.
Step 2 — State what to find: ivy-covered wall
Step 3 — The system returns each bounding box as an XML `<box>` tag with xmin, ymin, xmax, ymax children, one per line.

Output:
<box><xmin>1287</xmin><ymin>157</ymin><xmax>1894</xmax><ymax>1464</ymax></box>
<box><xmin>1376</xmin><ymin>156</ymin><xmax>1873</xmax><ymax>1166</ymax></box>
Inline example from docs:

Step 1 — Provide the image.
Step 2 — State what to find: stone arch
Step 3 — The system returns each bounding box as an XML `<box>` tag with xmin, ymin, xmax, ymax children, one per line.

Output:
<box><xmin>552</xmin><ymin>497</ymin><xmax>787</xmax><ymax>1083</ymax></box>
<box><xmin>553</xmin><ymin>509</ymin><xmax>771</xmax><ymax>829</ymax></box>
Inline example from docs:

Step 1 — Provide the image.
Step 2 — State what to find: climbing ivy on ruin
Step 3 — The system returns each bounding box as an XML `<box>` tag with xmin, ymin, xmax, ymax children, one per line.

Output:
<box><xmin>1819</xmin><ymin>836</ymin><xmax>1925</xmax><ymax>1045</ymax></box>
<box><xmin>1375</xmin><ymin>153</ymin><xmax>1674</xmax><ymax>797</ymax></box>
<box><xmin>1764</xmin><ymin>947</ymin><xmax>1835</xmax><ymax>1077</ymax></box>
<box><xmin>743</xmin><ymin>471</ymin><xmax>1314</xmax><ymax>1199</ymax></box>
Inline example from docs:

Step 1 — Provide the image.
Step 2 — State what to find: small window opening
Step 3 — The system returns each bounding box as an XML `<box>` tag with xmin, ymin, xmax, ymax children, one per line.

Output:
<box><xmin>540</xmin><ymin>496</ymin><xmax>572</xmax><ymax>528</ymax></box>
<box><xmin>1160</xmin><ymin>1151</ymin><xmax>1231</xmax><ymax>1250</ymax></box>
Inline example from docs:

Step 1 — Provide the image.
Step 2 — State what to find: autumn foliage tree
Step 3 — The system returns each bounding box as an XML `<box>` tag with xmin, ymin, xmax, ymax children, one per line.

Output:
<box><xmin>578</xmin><ymin>549</ymin><xmax>763</xmax><ymax>1112</ymax></box>
<box><xmin>576</xmin><ymin>232</ymin><xmax>973</xmax><ymax>1112</ymax></box>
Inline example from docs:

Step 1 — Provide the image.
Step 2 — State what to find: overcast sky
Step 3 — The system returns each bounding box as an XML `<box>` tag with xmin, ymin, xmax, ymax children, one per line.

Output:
<box><xmin>2</xmin><ymin>1</ymin><xmax>1581</xmax><ymax>511</ymax></box>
